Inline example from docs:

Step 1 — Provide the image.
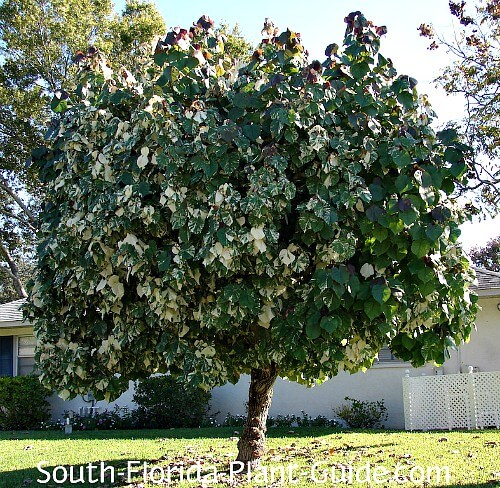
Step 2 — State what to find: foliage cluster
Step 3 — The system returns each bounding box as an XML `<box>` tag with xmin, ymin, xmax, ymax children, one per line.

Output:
<box><xmin>0</xmin><ymin>376</ymin><xmax>50</xmax><ymax>430</ymax></box>
<box><xmin>28</xmin><ymin>11</ymin><xmax>479</xmax><ymax>404</ymax></box>
<box><xmin>334</xmin><ymin>396</ymin><xmax>388</xmax><ymax>428</ymax></box>
<box><xmin>0</xmin><ymin>0</ymin><xmax>166</xmax><ymax>299</ymax></box>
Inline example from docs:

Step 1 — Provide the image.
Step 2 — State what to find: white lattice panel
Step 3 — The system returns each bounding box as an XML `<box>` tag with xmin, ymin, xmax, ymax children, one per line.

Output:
<box><xmin>472</xmin><ymin>372</ymin><xmax>500</xmax><ymax>429</ymax></box>
<box><xmin>403</xmin><ymin>371</ymin><xmax>500</xmax><ymax>431</ymax></box>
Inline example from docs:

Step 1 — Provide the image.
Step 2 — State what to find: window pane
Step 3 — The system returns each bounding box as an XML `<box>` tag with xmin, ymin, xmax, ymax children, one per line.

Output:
<box><xmin>18</xmin><ymin>336</ymin><xmax>36</xmax><ymax>357</ymax></box>
<box><xmin>0</xmin><ymin>336</ymin><xmax>14</xmax><ymax>377</ymax></box>
<box><xmin>18</xmin><ymin>356</ymin><xmax>35</xmax><ymax>376</ymax></box>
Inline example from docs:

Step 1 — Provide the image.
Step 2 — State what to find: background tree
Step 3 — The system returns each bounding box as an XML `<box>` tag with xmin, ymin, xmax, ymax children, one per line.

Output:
<box><xmin>28</xmin><ymin>13</ymin><xmax>478</xmax><ymax>465</ymax></box>
<box><xmin>419</xmin><ymin>0</ymin><xmax>500</xmax><ymax>213</ymax></box>
<box><xmin>0</xmin><ymin>0</ymin><xmax>165</xmax><ymax>300</ymax></box>
<box><xmin>215</xmin><ymin>22</ymin><xmax>253</xmax><ymax>64</ymax></box>
<box><xmin>469</xmin><ymin>236</ymin><xmax>500</xmax><ymax>271</ymax></box>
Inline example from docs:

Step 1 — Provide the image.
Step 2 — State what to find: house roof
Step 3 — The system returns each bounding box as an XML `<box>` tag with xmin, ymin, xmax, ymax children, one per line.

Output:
<box><xmin>1</xmin><ymin>267</ymin><xmax>499</xmax><ymax>327</ymax></box>
<box><xmin>0</xmin><ymin>298</ymin><xmax>27</xmax><ymax>327</ymax></box>
<box><xmin>472</xmin><ymin>268</ymin><xmax>500</xmax><ymax>290</ymax></box>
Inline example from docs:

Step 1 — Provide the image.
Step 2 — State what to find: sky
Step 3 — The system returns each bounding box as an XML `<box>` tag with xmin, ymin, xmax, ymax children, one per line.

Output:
<box><xmin>114</xmin><ymin>0</ymin><xmax>499</xmax><ymax>250</ymax></box>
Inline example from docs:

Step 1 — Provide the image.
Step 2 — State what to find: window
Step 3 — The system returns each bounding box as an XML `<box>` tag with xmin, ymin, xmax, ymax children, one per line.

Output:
<box><xmin>0</xmin><ymin>336</ymin><xmax>13</xmax><ymax>377</ymax></box>
<box><xmin>375</xmin><ymin>345</ymin><xmax>405</xmax><ymax>364</ymax></box>
<box><xmin>17</xmin><ymin>336</ymin><xmax>36</xmax><ymax>376</ymax></box>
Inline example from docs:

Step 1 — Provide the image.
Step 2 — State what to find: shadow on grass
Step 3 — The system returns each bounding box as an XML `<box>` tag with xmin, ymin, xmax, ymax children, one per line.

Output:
<box><xmin>2</xmin><ymin>426</ymin><xmax>489</xmax><ymax>442</ymax></box>
<box><xmin>0</xmin><ymin>458</ymin><xmax>150</xmax><ymax>488</ymax></box>
<box><xmin>1</xmin><ymin>426</ymin><xmax>362</xmax><ymax>442</ymax></box>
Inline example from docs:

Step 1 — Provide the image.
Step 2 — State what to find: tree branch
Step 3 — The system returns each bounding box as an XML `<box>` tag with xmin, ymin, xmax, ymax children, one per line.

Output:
<box><xmin>0</xmin><ymin>178</ymin><xmax>36</xmax><ymax>223</ymax></box>
<box><xmin>0</xmin><ymin>241</ymin><xmax>28</xmax><ymax>298</ymax></box>
<box><xmin>0</xmin><ymin>209</ymin><xmax>37</xmax><ymax>232</ymax></box>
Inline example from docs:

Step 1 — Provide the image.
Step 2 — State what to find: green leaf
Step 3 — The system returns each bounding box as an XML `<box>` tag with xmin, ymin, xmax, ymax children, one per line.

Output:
<box><xmin>243</xmin><ymin>124</ymin><xmax>260</xmax><ymax>141</ymax></box>
<box><xmin>331</xmin><ymin>266</ymin><xmax>349</xmax><ymax>285</ymax></box>
<box><xmin>414</xmin><ymin>169</ymin><xmax>433</xmax><ymax>187</ymax></box>
<box><xmin>320</xmin><ymin>316</ymin><xmax>340</xmax><ymax>333</ymax></box>
<box><xmin>369</xmin><ymin>183</ymin><xmax>385</xmax><ymax>201</ymax></box>
<box><xmin>449</xmin><ymin>161</ymin><xmax>467</xmax><ymax>178</ymax></box>
<box><xmin>388</xmin><ymin>218</ymin><xmax>405</xmax><ymax>235</ymax></box>
<box><xmin>233</xmin><ymin>93</ymin><xmax>249</xmax><ymax>108</ymax></box>
<box><xmin>392</xmin><ymin>150</ymin><xmax>412</xmax><ymax>168</ymax></box>
<box><xmin>350</xmin><ymin>62</ymin><xmax>370</xmax><ymax>79</ymax></box>
<box><xmin>372</xmin><ymin>284</ymin><xmax>391</xmax><ymax>304</ymax></box>
<box><xmin>153</xmin><ymin>51</ymin><xmax>168</xmax><ymax>67</ymax></box>
<box><xmin>366</xmin><ymin>205</ymin><xmax>384</xmax><ymax>222</ymax></box>
<box><xmin>306</xmin><ymin>313</ymin><xmax>321</xmax><ymax>339</ymax></box>
<box><xmin>364</xmin><ymin>300</ymin><xmax>382</xmax><ymax>320</ymax></box>
<box><xmin>158</xmin><ymin>250</ymin><xmax>172</xmax><ymax>272</ymax></box>
<box><xmin>228</xmin><ymin>107</ymin><xmax>244</xmax><ymax>121</ymax></box>
<box><xmin>401</xmin><ymin>208</ymin><xmax>418</xmax><ymax>225</ymax></box>
<box><xmin>50</xmin><ymin>92</ymin><xmax>69</xmax><ymax>113</ymax></box>
<box><xmin>425</xmin><ymin>224</ymin><xmax>443</xmax><ymax>242</ymax></box>
<box><xmin>397</xmin><ymin>91</ymin><xmax>414</xmax><ymax>109</ymax></box>
<box><xmin>437</xmin><ymin>128</ymin><xmax>457</xmax><ymax>145</ymax></box>
<box><xmin>137</xmin><ymin>181</ymin><xmax>151</xmax><ymax>196</ymax></box>
<box><xmin>239</xmin><ymin>290</ymin><xmax>258</xmax><ymax>311</ymax></box>
<box><xmin>444</xmin><ymin>147</ymin><xmax>462</xmax><ymax>164</ymax></box>
<box><xmin>402</xmin><ymin>334</ymin><xmax>414</xmax><ymax>350</ymax></box>
<box><xmin>411</xmin><ymin>239</ymin><xmax>431</xmax><ymax>258</ymax></box>
<box><xmin>156</xmin><ymin>67</ymin><xmax>172</xmax><ymax>87</ymax></box>
<box><xmin>395</xmin><ymin>174</ymin><xmax>411</xmax><ymax>193</ymax></box>
<box><xmin>444</xmin><ymin>336</ymin><xmax>458</xmax><ymax>351</ymax></box>
<box><xmin>372</xmin><ymin>226</ymin><xmax>388</xmax><ymax>242</ymax></box>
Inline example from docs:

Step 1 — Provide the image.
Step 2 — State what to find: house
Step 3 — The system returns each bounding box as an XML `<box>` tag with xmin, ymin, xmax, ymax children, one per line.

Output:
<box><xmin>1</xmin><ymin>268</ymin><xmax>499</xmax><ymax>428</ymax></box>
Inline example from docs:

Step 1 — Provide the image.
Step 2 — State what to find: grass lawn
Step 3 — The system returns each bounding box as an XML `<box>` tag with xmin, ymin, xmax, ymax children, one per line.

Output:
<box><xmin>0</xmin><ymin>427</ymin><xmax>499</xmax><ymax>487</ymax></box>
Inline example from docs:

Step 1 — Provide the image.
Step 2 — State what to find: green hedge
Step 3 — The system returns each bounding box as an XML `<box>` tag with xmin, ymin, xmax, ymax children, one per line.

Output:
<box><xmin>132</xmin><ymin>376</ymin><xmax>211</xmax><ymax>428</ymax></box>
<box><xmin>0</xmin><ymin>376</ymin><xmax>51</xmax><ymax>430</ymax></box>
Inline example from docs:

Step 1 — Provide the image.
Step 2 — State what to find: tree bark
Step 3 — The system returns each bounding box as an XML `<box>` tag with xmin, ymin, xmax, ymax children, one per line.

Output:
<box><xmin>0</xmin><ymin>242</ymin><xmax>28</xmax><ymax>298</ymax></box>
<box><xmin>236</xmin><ymin>363</ymin><xmax>278</xmax><ymax>468</ymax></box>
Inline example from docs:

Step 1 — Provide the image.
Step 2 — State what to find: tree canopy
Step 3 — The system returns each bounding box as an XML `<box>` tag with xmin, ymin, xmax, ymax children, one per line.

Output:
<box><xmin>28</xmin><ymin>11</ymin><xmax>478</xmax><ymax>462</ymax></box>
<box><xmin>0</xmin><ymin>0</ymin><xmax>166</xmax><ymax>299</ymax></box>
<box><xmin>419</xmin><ymin>0</ymin><xmax>500</xmax><ymax>212</ymax></box>
<box><xmin>469</xmin><ymin>235</ymin><xmax>500</xmax><ymax>271</ymax></box>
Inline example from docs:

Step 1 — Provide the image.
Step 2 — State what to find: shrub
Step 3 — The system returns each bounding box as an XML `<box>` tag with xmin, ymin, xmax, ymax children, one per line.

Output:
<box><xmin>68</xmin><ymin>406</ymin><xmax>135</xmax><ymax>431</ymax></box>
<box><xmin>132</xmin><ymin>375</ymin><xmax>211</xmax><ymax>428</ymax></box>
<box><xmin>267</xmin><ymin>414</ymin><xmax>297</xmax><ymax>428</ymax></box>
<box><xmin>334</xmin><ymin>397</ymin><xmax>388</xmax><ymax>428</ymax></box>
<box><xmin>0</xmin><ymin>376</ymin><xmax>51</xmax><ymax>430</ymax></box>
<box><xmin>223</xmin><ymin>412</ymin><xmax>246</xmax><ymax>427</ymax></box>
<box><xmin>296</xmin><ymin>411</ymin><xmax>341</xmax><ymax>428</ymax></box>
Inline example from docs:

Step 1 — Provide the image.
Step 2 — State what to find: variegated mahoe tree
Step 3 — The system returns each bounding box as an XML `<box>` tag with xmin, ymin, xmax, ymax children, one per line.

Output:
<box><xmin>28</xmin><ymin>12</ymin><xmax>478</xmax><ymax>464</ymax></box>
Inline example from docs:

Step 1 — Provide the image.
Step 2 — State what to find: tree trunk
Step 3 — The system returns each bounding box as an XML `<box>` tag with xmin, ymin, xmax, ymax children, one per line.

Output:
<box><xmin>236</xmin><ymin>363</ymin><xmax>278</xmax><ymax>468</ymax></box>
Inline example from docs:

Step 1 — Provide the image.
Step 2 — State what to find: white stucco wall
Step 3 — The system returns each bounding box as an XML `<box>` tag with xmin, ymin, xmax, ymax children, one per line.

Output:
<box><xmin>47</xmin><ymin>382</ymin><xmax>137</xmax><ymax>421</ymax></box>
<box><xmin>456</xmin><ymin>297</ymin><xmax>500</xmax><ymax>372</ymax></box>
